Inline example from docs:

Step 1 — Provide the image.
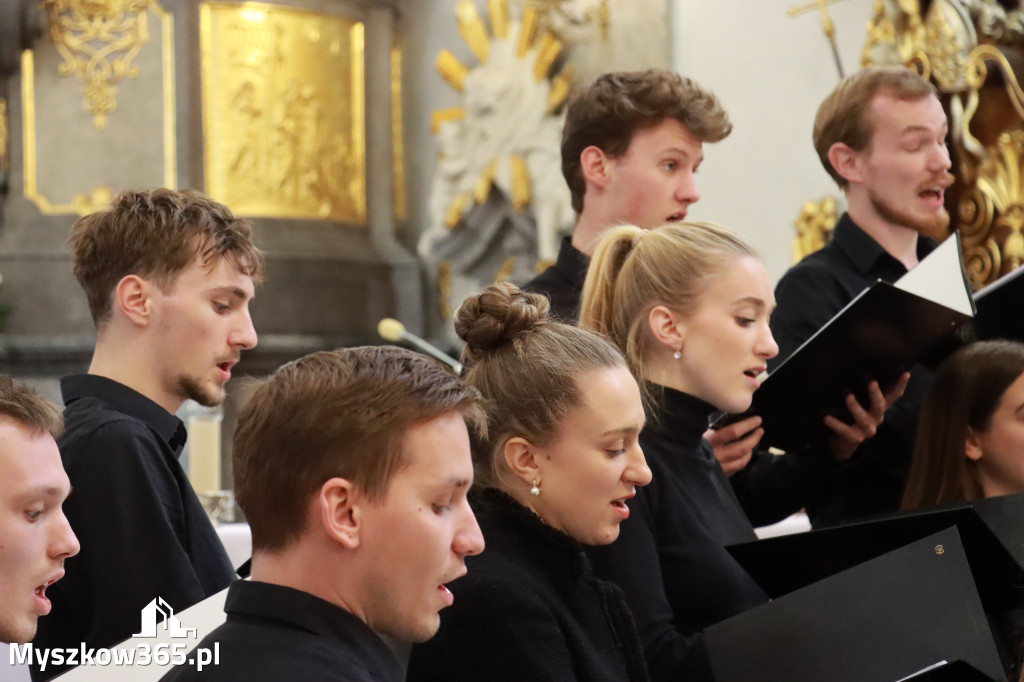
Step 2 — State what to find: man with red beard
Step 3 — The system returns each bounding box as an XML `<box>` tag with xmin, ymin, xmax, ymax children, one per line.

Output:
<box><xmin>768</xmin><ymin>66</ymin><xmax>954</xmax><ymax>528</ymax></box>
<box><xmin>31</xmin><ymin>189</ymin><xmax>263</xmax><ymax>680</ymax></box>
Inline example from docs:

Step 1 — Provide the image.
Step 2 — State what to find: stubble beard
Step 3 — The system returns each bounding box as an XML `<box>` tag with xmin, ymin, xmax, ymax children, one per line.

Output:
<box><xmin>179</xmin><ymin>375</ymin><xmax>225</xmax><ymax>408</ymax></box>
<box><xmin>870</xmin><ymin>190</ymin><xmax>950</xmax><ymax>238</ymax></box>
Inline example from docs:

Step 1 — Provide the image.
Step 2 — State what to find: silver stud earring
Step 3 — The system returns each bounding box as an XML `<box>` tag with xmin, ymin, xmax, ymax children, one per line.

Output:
<box><xmin>530</xmin><ymin>479</ymin><xmax>541</xmax><ymax>496</ymax></box>
<box><xmin>673</xmin><ymin>349</ymin><xmax>681</xmax><ymax>360</ymax></box>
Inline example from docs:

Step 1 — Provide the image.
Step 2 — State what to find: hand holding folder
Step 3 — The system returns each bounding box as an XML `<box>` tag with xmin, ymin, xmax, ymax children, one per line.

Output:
<box><xmin>714</xmin><ymin>232</ymin><xmax>976</xmax><ymax>453</ymax></box>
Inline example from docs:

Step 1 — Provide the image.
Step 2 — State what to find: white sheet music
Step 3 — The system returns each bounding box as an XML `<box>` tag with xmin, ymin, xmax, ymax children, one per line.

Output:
<box><xmin>895</xmin><ymin>233</ymin><xmax>974</xmax><ymax>316</ymax></box>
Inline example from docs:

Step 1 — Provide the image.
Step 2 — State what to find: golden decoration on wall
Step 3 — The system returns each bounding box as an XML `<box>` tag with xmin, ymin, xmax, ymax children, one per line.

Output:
<box><xmin>792</xmin><ymin>197</ymin><xmax>838</xmax><ymax>263</ymax></box>
<box><xmin>392</xmin><ymin>46</ymin><xmax>406</xmax><ymax>222</ymax></box>
<box><xmin>432</xmin><ymin>0</ymin><xmax>571</xmax><ymax>230</ymax></box>
<box><xmin>22</xmin><ymin>2</ymin><xmax>176</xmax><ymax>216</ymax></box>
<box><xmin>40</xmin><ymin>0</ymin><xmax>152</xmax><ymax>131</ymax></box>
<box><xmin>525</xmin><ymin>0</ymin><xmax>610</xmax><ymax>42</ymax></box>
<box><xmin>0</xmin><ymin>99</ymin><xmax>8</xmax><ymax>173</ymax></box>
<box><xmin>958</xmin><ymin>130</ymin><xmax>1024</xmax><ymax>287</ymax></box>
<box><xmin>437</xmin><ymin>261</ymin><xmax>453</xmax><ymax>320</ymax></box>
<box><xmin>200</xmin><ymin>1</ymin><xmax>366</xmax><ymax>222</ymax></box>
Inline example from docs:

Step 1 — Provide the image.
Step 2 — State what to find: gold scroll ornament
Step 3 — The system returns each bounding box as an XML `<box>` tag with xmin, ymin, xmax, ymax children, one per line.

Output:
<box><xmin>200</xmin><ymin>1</ymin><xmax>366</xmax><ymax>222</ymax></box>
<box><xmin>41</xmin><ymin>0</ymin><xmax>152</xmax><ymax>131</ymax></box>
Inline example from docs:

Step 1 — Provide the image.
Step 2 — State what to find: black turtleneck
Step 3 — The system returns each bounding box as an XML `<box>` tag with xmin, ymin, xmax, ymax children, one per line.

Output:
<box><xmin>588</xmin><ymin>386</ymin><xmax>769</xmax><ymax>682</ymax></box>
<box><xmin>407</xmin><ymin>487</ymin><xmax>649</xmax><ymax>682</ymax></box>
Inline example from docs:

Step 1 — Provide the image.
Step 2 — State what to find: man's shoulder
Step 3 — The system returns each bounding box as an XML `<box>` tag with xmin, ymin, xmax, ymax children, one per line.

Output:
<box><xmin>166</xmin><ymin>618</ymin><xmax>392</xmax><ymax>681</ymax></box>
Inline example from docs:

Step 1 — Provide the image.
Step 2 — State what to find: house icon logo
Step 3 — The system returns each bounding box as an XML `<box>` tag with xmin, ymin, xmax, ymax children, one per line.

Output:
<box><xmin>133</xmin><ymin>597</ymin><xmax>197</xmax><ymax>639</ymax></box>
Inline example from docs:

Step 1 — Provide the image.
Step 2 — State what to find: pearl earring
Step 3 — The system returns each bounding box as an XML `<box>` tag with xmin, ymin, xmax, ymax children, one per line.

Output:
<box><xmin>530</xmin><ymin>480</ymin><xmax>541</xmax><ymax>496</ymax></box>
<box><xmin>673</xmin><ymin>349</ymin><xmax>681</xmax><ymax>360</ymax></box>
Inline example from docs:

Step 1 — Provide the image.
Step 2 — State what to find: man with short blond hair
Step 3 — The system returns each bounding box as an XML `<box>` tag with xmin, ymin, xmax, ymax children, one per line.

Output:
<box><xmin>162</xmin><ymin>346</ymin><xmax>486</xmax><ymax>681</ymax></box>
<box><xmin>769</xmin><ymin>65</ymin><xmax>953</xmax><ymax>526</ymax></box>
<box><xmin>32</xmin><ymin>188</ymin><xmax>264</xmax><ymax>680</ymax></box>
<box><xmin>0</xmin><ymin>375</ymin><xmax>79</xmax><ymax>644</ymax></box>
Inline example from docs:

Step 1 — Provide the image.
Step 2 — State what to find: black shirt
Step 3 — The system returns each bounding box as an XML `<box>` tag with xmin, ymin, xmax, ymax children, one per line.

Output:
<box><xmin>407</xmin><ymin>488</ymin><xmax>649</xmax><ymax>682</ymax></box>
<box><xmin>588</xmin><ymin>387</ymin><xmax>769</xmax><ymax>682</ymax></box>
<box><xmin>161</xmin><ymin>580</ymin><xmax>404</xmax><ymax>681</ymax></box>
<box><xmin>522</xmin><ymin>236</ymin><xmax>589</xmax><ymax>321</ymax></box>
<box><xmin>770</xmin><ymin>213</ymin><xmax>938</xmax><ymax>527</ymax></box>
<box><xmin>31</xmin><ymin>375</ymin><xmax>234</xmax><ymax>681</ymax></box>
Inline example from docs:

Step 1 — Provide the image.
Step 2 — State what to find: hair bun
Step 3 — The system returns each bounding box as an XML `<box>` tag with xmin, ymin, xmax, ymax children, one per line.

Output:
<box><xmin>455</xmin><ymin>282</ymin><xmax>551</xmax><ymax>365</ymax></box>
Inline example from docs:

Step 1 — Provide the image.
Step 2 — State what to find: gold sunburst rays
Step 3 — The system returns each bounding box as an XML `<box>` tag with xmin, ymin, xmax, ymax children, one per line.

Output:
<box><xmin>433</xmin><ymin>0</ymin><xmax>569</xmax><ymax>231</ymax></box>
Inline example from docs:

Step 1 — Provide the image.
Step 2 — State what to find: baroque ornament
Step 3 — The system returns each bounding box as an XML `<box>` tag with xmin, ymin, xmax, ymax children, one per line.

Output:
<box><xmin>41</xmin><ymin>0</ymin><xmax>151</xmax><ymax>131</ymax></box>
<box><xmin>421</xmin><ymin>0</ymin><xmax>575</xmax><ymax>319</ymax></box>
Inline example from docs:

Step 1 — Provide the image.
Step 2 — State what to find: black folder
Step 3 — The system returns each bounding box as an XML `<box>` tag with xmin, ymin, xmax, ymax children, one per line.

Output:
<box><xmin>972</xmin><ymin>265</ymin><xmax>1024</xmax><ymax>343</ymax></box>
<box><xmin>726</xmin><ymin>494</ymin><xmax>1024</xmax><ymax>678</ymax></box>
<box><xmin>898</xmin><ymin>660</ymin><xmax>999</xmax><ymax>681</ymax></box>
<box><xmin>732</xmin><ymin>281</ymin><xmax>971</xmax><ymax>452</ymax></box>
<box><xmin>705</xmin><ymin>527</ymin><xmax>1004</xmax><ymax>682</ymax></box>
<box><xmin>713</xmin><ymin>233</ymin><xmax>975</xmax><ymax>452</ymax></box>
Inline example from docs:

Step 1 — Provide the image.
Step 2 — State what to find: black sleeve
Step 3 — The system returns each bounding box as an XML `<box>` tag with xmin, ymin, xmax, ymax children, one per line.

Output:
<box><xmin>770</xmin><ymin>263</ymin><xmax>851</xmax><ymax>365</ymax></box>
<box><xmin>730</xmin><ymin>447</ymin><xmax>833</xmax><ymax>527</ymax></box>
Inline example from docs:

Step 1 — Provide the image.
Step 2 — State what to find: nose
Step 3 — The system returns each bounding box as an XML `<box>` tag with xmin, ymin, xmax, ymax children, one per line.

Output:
<box><xmin>231</xmin><ymin>308</ymin><xmax>258</xmax><ymax>350</ymax></box>
<box><xmin>676</xmin><ymin>170</ymin><xmax>700</xmax><ymax>206</ymax></box>
<box><xmin>930</xmin><ymin>140</ymin><xmax>952</xmax><ymax>172</ymax></box>
<box><xmin>452</xmin><ymin>499</ymin><xmax>485</xmax><ymax>558</ymax></box>
<box><xmin>52</xmin><ymin>510</ymin><xmax>80</xmax><ymax>561</ymax></box>
<box><xmin>757</xmin><ymin>324</ymin><xmax>779</xmax><ymax>360</ymax></box>
<box><xmin>627</xmin><ymin>445</ymin><xmax>652</xmax><ymax>487</ymax></box>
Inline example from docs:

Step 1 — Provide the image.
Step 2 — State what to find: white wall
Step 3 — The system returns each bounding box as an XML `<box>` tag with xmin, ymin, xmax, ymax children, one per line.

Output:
<box><xmin>670</xmin><ymin>0</ymin><xmax>875</xmax><ymax>282</ymax></box>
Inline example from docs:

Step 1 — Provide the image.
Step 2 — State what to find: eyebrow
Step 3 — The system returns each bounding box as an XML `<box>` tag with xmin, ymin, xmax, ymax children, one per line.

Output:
<box><xmin>209</xmin><ymin>286</ymin><xmax>253</xmax><ymax>302</ymax></box>
<box><xmin>600</xmin><ymin>425</ymin><xmax>644</xmax><ymax>437</ymax></box>
<box><xmin>437</xmin><ymin>476</ymin><xmax>472</xmax><ymax>490</ymax></box>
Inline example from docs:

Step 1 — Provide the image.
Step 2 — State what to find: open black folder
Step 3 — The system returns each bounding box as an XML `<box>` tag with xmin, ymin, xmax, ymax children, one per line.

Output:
<box><xmin>713</xmin><ymin>232</ymin><xmax>976</xmax><ymax>453</ymax></box>
<box><xmin>724</xmin><ymin>494</ymin><xmax>1024</xmax><ymax>679</ymax></box>
<box><xmin>972</xmin><ymin>264</ymin><xmax>1024</xmax><ymax>343</ymax></box>
<box><xmin>705</xmin><ymin>527</ymin><xmax>1004</xmax><ymax>682</ymax></box>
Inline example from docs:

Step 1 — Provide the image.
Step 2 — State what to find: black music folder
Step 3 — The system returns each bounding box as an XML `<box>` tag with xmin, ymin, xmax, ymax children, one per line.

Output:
<box><xmin>898</xmin><ymin>660</ymin><xmax>1000</xmax><ymax>681</ymax></box>
<box><xmin>726</xmin><ymin>494</ymin><xmax>1024</xmax><ymax>678</ymax></box>
<box><xmin>714</xmin><ymin>232</ymin><xmax>975</xmax><ymax>453</ymax></box>
<box><xmin>705</xmin><ymin>527</ymin><xmax>1004</xmax><ymax>682</ymax></box>
<box><xmin>972</xmin><ymin>264</ymin><xmax>1024</xmax><ymax>343</ymax></box>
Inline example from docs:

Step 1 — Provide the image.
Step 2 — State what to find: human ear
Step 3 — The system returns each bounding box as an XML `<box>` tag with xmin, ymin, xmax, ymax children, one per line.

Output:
<box><xmin>648</xmin><ymin>305</ymin><xmax>686</xmax><ymax>354</ymax></box>
<box><xmin>319</xmin><ymin>477</ymin><xmax>361</xmax><ymax>549</ymax></box>
<box><xmin>503</xmin><ymin>437</ymin><xmax>542</xmax><ymax>484</ymax></box>
<box><xmin>827</xmin><ymin>142</ymin><xmax>863</xmax><ymax>185</ymax></box>
<box><xmin>964</xmin><ymin>427</ymin><xmax>984</xmax><ymax>462</ymax></box>
<box><xmin>114</xmin><ymin>275</ymin><xmax>154</xmax><ymax>327</ymax></box>
<box><xmin>580</xmin><ymin>146</ymin><xmax>611</xmax><ymax>188</ymax></box>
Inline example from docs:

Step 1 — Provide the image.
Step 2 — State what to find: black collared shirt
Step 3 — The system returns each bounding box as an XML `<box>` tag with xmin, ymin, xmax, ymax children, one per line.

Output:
<box><xmin>767</xmin><ymin>213</ymin><xmax>938</xmax><ymax>527</ymax></box>
<box><xmin>161</xmin><ymin>580</ymin><xmax>404</xmax><ymax>681</ymax></box>
<box><xmin>522</xmin><ymin>236</ymin><xmax>590</xmax><ymax>322</ymax></box>
<box><xmin>31</xmin><ymin>375</ymin><xmax>234</xmax><ymax>681</ymax></box>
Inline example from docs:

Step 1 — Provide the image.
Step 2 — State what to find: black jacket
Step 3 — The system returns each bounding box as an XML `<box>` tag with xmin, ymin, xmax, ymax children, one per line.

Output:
<box><xmin>407</xmin><ymin>488</ymin><xmax>649</xmax><ymax>682</ymax></box>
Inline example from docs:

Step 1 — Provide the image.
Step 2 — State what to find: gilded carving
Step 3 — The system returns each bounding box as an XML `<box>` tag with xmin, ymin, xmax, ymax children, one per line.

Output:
<box><xmin>0</xmin><ymin>98</ymin><xmax>8</xmax><ymax>173</ymax></box>
<box><xmin>40</xmin><ymin>0</ymin><xmax>151</xmax><ymax>131</ymax></box>
<box><xmin>792</xmin><ymin>197</ymin><xmax>838</xmax><ymax>263</ymax></box>
<box><xmin>200</xmin><ymin>2</ymin><xmax>365</xmax><ymax>222</ymax></box>
<box><xmin>524</xmin><ymin>0</ymin><xmax>610</xmax><ymax>42</ymax></box>
<box><xmin>959</xmin><ymin>130</ymin><xmax>1024</xmax><ymax>286</ymax></box>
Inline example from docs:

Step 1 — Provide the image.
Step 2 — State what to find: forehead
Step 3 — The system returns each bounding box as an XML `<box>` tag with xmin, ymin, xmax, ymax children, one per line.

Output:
<box><xmin>0</xmin><ymin>420</ymin><xmax>65</xmax><ymax>500</ymax></box>
<box><xmin>570</xmin><ymin>366</ymin><xmax>644</xmax><ymax>422</ymax></box>
<box><xmin>624</xmin><ymin>118</ymin><xmax>701</xmax><ymax>156</ymax></box>
<box><xmin>699</xmin><ymin>255</ymin><xmax>775</xmax><ymax>307</ymax></box>
<box><xmin>390</xmin><ymin>412</ymin><xmax>474</xmax><ymax>488</ymax></box>
<box><xmin>867</xmin><ymin>93</ymin><xmax>946</xmax><ymax>138</ymax></box>
<box><xmin>171</xmin><ymin>255</ymin><xmax>255</xmax><ymax>296</ymax></box>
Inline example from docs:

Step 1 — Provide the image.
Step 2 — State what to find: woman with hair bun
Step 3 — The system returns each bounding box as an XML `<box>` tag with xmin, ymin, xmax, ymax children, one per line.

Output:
<box><xmin>407</xmin><ymin>282</ymin><xmax>652</xmax><ymax>682</ymax></box>
<box><xmin>580</xmin><ymin>222</ymin><xmax>899</xmax><ymax>682</ymax></box>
